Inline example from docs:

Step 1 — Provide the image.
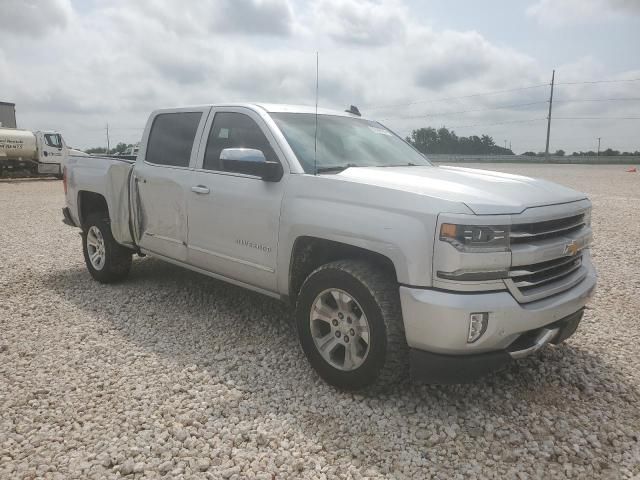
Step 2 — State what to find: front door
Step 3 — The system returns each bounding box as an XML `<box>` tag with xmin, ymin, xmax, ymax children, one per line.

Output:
<box><xmin>38</xmin><ymin>132</ymin><xmax>64</xmax><ymax>174</ymax></box>
<box><xmin>186</xmin><ymin>108</ymin><xmax>287</xmax><ymax>292</ymax></box>
<box><xmin>134</xmin><ymin>108</ymin><xmax>209</xmax><ymax>262</ymax></box>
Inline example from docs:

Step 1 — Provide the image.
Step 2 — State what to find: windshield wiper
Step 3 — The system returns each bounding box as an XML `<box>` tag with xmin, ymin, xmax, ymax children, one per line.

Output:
<box><xmin>315</xmin><ymin>163</ymin><xmax>360</xmax><ymax>174</ymax></box>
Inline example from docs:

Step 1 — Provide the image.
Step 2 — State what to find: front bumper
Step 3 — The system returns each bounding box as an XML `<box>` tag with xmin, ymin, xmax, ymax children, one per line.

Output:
<box><xmin>400</xmin><ymin>260</ymin><xmax>596</xmax><ymax>382</ymax></box>
<box><xmin>408</xmin><ymin>309</ymin><xmax>584</xmax><ymax>383</ymax></box>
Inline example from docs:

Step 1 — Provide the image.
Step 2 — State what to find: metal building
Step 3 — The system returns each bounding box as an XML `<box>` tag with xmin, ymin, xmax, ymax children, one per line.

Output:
<box><xmin>0</xmin><ymin>102</ymin><xmax>17</xmax><ymax>128</ymax></box>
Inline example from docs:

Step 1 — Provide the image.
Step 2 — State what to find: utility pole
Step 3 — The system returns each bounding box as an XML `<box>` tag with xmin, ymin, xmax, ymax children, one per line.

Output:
<box><xmin>544</xmin><ymin>70</ymin><xmax>555</xmax><ymax>160</ymax></box>
<box><xmin>106</xmin><ymin>123</ymin><xmax>110</xmax><ymax>154</ymax></box>
<box><xmin>597</xmin><ymin>137</ymin><xmax>601</xmax><ymax>157</ymax></box>
<box><xmin>504</xmin><ymin>140</ymin><xmax>507</xmax><ymax>149</ymax></box>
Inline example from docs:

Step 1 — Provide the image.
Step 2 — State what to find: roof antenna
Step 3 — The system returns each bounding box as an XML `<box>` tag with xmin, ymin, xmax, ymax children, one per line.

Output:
<box><xmin>314</xmin><ymin>51</ymin><xmax>319</xmax><ymax>176</ymax></box>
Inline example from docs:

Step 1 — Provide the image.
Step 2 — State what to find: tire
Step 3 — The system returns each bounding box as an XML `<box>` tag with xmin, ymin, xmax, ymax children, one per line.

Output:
<box><xmin>82</xmin><ymin>213</ymin><xmax>132</xmax><ymax>283</ymax></box>
<box><xmin>295</xmin><ymin>259</ymin><xmax>407</xmax><ymax>390</ymax></box>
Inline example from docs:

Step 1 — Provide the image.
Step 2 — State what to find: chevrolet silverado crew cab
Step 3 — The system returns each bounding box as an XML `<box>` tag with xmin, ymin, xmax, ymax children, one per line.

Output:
<box><xmin>62</xmin><ymin>103</ymin><xmax>596</xmax><ymax>389</ymax></box>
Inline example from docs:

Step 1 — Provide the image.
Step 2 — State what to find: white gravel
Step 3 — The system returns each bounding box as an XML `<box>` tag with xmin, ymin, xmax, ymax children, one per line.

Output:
<box><xmin>1</xmin><ymin>165</ymin><xmax>639</xmax><ymax>479</ymax></box>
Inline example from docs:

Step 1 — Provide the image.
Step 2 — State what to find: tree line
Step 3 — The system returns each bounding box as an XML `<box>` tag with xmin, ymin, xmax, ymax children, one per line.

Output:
<box><xmin>522</xmin><ymin>149</ymin><xmax>640</xmax><ymax>157</ymax></box>
<box><xmin>406</xmin><ymin>127</ymin><xmax>638</xmax><ymax>156</ymax></box>
<box><xmin>85</xmin><ymin>142</ymin><xmax>136</xmax><ymax>155</ymax></box>
<box><xmin>406</xmin><ymin>127</ymin><xmax>514</xmax><ymax>155</ymax></box>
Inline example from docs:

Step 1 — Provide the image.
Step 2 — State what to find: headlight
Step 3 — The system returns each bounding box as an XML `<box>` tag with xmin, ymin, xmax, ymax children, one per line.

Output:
<box><xmin>440</xmin><ymin>223</ymin><xmax>510</xmax><ymax>253</ymax></box>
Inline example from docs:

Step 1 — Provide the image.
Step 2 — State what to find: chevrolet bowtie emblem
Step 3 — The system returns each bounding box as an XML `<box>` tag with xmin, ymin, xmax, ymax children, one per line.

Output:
<box><xmin>563</xmin><ymin>240</ymin><xmax>580</xmax><ymax>256</ymax></box>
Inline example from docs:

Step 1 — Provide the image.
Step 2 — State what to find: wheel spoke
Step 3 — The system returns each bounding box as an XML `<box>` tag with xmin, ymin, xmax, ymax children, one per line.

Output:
<box><xmin>356</xmin><ymin>324</ymin><xmax>370</xmax><ymax>345</ymax></box>
<box><xmin>317</xmin><ymin>333</ymin><xmax>339</xmax><ymax>354</ymax></box>
<box><xmin>343</xmin><ymin>341</ymin><xmax>357</xmax><ymax>370</ymax></box>
<box><xmin>312</xmin><ymin>300</ymin><xmax>336</xmax><ymax>324</ymax></box>
<box><xmin>330</xmin><ymin>290</ymin><xmax>351</xmax><ymax>312</ymax></box>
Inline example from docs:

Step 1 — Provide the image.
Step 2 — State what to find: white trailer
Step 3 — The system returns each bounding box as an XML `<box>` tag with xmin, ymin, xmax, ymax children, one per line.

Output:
<box><xmin>0</xmin><ymin>128</ymin><xmax>70</xmax><ymax>178</ymax></box>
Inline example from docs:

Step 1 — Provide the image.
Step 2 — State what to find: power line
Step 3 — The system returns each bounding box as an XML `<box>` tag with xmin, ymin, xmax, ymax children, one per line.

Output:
<box><xmin>366</xmin><ymin>83</ymin><xmax>549</xmax><ymax>110</ymax></box>
<box><xmin>430</xmin><ymin>117</ymin><xmax>547</xmax><ymax>129</ymax></box>
<box><xmin>554</xmin><ymin>97</ymin><xmax>640</xmax><ymax>104</ymax></box>
<box><xmin>380</xmin><ymin>100</ymin><xmax>548</xmax><ymax>120</ymax></box>
<box><xmin>367</xmin><ymin>77</ymin><xmax>640</xmax><ymax>112</ymax></box>
<box><xmin>554</xmin><ymin>116</ymin><xmax>640</xmax><ymax>120</ymax></box>
<box><xmin>555</xmin><ymin>78</ymin><xmax>640</xmax><ymax>86</ymax></box>
<box><xmin>383</xmin><ymin>100</ymin><xmax>547</xmax><ymax>120</ymax></box>
<box><xmin>380</xmin><ymin>95</ymin><xmax>640</xmax><ymax>121</ymax></box>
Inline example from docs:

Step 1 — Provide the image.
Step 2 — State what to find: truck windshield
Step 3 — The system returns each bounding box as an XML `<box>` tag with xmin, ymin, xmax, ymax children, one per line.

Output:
<box><xmin>269</xmin><ymin>113</ymin><xmax>430</xmax><ymax>174</ymax></box>
<box><xmin>44</xmin><ymin>134</ymin><xmax>62</xmax><ymax>148</ymax></box>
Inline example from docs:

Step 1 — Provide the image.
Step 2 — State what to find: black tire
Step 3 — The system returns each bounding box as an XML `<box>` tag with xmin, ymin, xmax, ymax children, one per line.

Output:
<box><xmin>82</xmin><ymin>213</ymin><xmax>132</xmax><ymax>283</ymax></box>
<box><xmin>295</xmin><ymin>259</ymin><xmax>407</xmax><ymax>390</ymax></box>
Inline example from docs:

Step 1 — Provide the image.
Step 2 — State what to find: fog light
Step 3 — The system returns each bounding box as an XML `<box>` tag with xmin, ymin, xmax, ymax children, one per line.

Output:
<box><xmin>468</xmin><ymin>313</ymin><xmax>488</xmax><ymax>343</ymax></box>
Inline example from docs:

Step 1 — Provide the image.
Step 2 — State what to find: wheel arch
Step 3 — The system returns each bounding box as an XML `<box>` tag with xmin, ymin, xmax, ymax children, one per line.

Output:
<box><xmin>77</xmin><ymin>190</ymin><xmax>109</xmax><ymax>229</ymax></box>
<box><xmin>288</xmin><ymin>236</ymin><xmax>399</xmax><ymax>304</ymax></box>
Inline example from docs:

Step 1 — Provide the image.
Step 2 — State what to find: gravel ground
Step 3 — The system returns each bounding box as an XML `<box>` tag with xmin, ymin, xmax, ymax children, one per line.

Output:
<box><xmin>1</xmin><ymin>164</ymin><xmax>639</xmax><ymax>479</ymax></box>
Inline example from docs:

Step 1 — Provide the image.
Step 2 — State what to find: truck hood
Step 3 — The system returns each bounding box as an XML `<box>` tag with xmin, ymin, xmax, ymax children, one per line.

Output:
<box><xmin>335</xmin><ymin>165</ymin><xmax>587</xmax><ymax>215</ymax></box>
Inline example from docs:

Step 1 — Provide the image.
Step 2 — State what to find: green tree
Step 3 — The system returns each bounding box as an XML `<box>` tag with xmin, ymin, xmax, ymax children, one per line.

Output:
<box><xmin>406</xmin><ymin>126</ymin><xmax>513</xmax><ymax>155</ymax></box>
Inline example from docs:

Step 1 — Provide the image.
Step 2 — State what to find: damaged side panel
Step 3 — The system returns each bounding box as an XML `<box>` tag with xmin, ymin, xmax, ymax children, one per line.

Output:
<box><xmin>104</xmin><ymin>161</ymin><xmax>136</xmax><ymax>247</ymax></box>
<box><xmin>131</xmin><ymin>163</ymin><xmax>191</xmax><ymax>262</ymax></box>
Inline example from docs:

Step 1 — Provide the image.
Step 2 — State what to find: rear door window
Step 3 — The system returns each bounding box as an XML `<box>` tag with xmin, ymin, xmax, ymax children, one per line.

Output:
<box><xmin>146</xmin><ymin>112</ymin><xmax>202</xmax><ymax>167</ymax></box>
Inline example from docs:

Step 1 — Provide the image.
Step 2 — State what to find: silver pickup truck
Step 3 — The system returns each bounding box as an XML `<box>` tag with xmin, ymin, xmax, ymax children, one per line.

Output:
<box><xmin>62</xmin><ymin>103</ymin><xmax>596</xmax><ymax>389</ymax></box>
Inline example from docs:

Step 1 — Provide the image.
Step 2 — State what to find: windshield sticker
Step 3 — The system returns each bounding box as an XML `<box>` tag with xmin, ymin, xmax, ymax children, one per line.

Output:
<box><xmin>368</xmin><ymin>126</ymin><xmax>393</xmax><ymax>136</ymax></box>
<box><xmin>218</xmin><ymin>128</ymin><xmax>230</xmax><ymax>139</ymax></box>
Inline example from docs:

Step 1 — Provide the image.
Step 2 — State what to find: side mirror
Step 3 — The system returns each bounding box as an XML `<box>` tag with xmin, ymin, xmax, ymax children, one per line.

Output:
<box><xmin>219</xmin><ymin>148</ymin><xmax>283</xmax><ymax>182</ymax></box>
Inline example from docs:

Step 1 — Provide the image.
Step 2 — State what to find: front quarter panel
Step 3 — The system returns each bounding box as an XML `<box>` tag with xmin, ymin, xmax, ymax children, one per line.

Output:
<box><xmin>277</xmin><ymin>174</ymin><xmax>472</xmax><ymax>294</ymax></box>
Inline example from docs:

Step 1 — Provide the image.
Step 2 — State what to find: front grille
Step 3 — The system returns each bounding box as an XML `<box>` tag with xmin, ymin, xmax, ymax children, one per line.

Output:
<box><xmin>510</xmin><ymin>213</ymin><xmax>585</xmax><ymax>244</ymax></box>
<box><xmin>509</xmin><ymin>254</ymin><xmax>583</xmax><ymax>293</ymax></box>
<box><xmin>506</xmin><ymin>212</ymin><xmax>590</xmax><ymax>303</ymax></box>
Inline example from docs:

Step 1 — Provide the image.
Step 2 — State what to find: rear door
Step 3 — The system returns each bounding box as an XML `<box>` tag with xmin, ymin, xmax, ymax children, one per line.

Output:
<box><xmin>186</xmin><ymin>107</ymin><xmax>288</xmax><ymax>292</ymax></box>
<box><xmin>134</xmin><ymin>107</ymin><xmax>209</xmax><ymax>262</ymax></box>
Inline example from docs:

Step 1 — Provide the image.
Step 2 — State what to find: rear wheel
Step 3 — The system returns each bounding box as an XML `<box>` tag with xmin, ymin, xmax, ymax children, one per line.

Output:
<box><xmin>82</xmin><ymin>213</ymin><xmax>132</xmax><ymax>283</ymax></box>
<box><xmin>295</xmin><ymin>260</ymin><xmax>407</xmax><ymax>390</ymax></box>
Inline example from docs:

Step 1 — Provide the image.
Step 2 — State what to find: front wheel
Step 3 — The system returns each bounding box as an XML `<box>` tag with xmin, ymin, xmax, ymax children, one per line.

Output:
<box><xmin>295</xmin><ymin>260</ymin><xmax>407</xmax><ymax>390</ymax></box>
<box><xmin>82</xmin><ymin>213</ymin><xmax>132</xmax><ymax>283</ymax></box>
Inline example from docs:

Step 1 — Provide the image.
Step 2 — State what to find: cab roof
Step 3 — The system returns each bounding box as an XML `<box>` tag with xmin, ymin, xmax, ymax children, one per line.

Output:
<box><xmin>212</xmin><ymin>103</ymin><xmax>369</xmax><ymax>120</ymax></box>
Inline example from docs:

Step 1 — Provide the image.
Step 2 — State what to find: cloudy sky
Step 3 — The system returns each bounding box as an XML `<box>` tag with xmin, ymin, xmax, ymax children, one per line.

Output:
<box><xmin>1</xmin><ymin>0</ymin><xmax>638</xmax><ymax>153</ymax></box>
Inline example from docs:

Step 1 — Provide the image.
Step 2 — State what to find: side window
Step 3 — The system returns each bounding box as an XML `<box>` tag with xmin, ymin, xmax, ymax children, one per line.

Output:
<box><xmin>202</xmin><ymin>112</ymin><xmax>277</xmax><ymax>173</ymax></box>
<box><xmin>44</xmin><ymin>134</ymin><xmax>62</xmax><ymax>148</ymax></box>
<box><xmin>146</xmin><ymin>112</ymin><xmax>202</xmax><ymax>167</ymax></box>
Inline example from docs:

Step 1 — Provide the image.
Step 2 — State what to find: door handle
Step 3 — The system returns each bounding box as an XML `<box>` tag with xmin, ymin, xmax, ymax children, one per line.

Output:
<box><xmin>191</xmin><ymin>185</ymin><xmax>210</xmax><ymax>194</ymax></box>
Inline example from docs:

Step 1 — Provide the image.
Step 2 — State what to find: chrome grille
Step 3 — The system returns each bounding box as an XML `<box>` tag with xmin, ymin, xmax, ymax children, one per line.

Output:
<box><xmin>510</xmin><ymin>254</ymin><xmax>582</xmax><ymax>290</ymax></box>
<box><xmin>506</xmin><ymin>212</ymin><xmax>590</xmax><ymax>303</ymax></box>
<box><xmin>510</xmin><ymin>213</ymin><xmax>585</xmax><ymax>244</ymax></box>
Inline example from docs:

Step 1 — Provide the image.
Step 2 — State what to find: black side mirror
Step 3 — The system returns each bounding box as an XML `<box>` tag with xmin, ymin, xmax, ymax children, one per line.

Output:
<box><xmin>261</xmin><ymin>161</ymin><xmax>284</xmax><ymax>182</ymax></box>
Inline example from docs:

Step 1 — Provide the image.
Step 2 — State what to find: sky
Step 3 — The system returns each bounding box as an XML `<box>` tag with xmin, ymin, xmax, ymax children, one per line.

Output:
<box><xmin>0</xmin><ymin>0</ymin><xmax>638</xmax><ymax>154</ymax></box>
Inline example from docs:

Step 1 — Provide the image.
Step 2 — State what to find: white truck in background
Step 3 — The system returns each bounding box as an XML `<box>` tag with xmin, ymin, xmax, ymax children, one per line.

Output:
<box><xmin>0</xmin><ymin>128</ymin><xmax>70</xmax><ymax>178</ymax></box>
